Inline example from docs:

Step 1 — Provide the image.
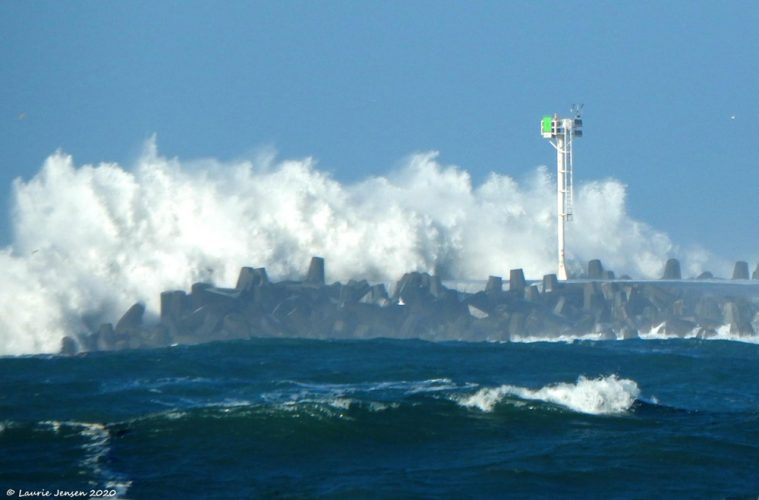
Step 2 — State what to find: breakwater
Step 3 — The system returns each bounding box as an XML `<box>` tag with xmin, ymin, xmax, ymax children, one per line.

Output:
<box><xmin>64</xmin><ymin>257</ymin><xmax>759</xmax><ymax>353</ymax></box>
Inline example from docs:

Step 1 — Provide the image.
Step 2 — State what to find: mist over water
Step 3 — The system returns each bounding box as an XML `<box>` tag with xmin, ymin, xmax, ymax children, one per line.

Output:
<box><xmin>0</xmin><ymin>138</ymin><xmax>725</xmax><ymax>355</ymax></box>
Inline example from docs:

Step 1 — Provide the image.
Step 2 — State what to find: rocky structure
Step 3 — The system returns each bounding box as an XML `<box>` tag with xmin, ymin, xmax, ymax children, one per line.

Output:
<box><xmin>733</xmin><ymin>261</ymin><xmax>750</xmax><ymax>280</ymax></box>
<box><xmin>68</xmin><ymin>257</ymin><xmax>759</xmax><ymax>353</ymax></box>
<box><xmin>587</xmin><ymin>259</ymin><xmax>604</xmax><ymax>280</ymax></box>
<box><xmin>662</xmin><ymin>258</ymin><xmax>682</xmax><ymax>280</ymax></box>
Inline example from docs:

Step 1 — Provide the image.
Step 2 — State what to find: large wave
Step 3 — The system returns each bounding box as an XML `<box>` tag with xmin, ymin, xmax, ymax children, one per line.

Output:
<box><xmin>456</xmin><ymin>375</ymin><xmax>640</xmax><ymax>415</ymax></box>
<box><xmin>0</xmin><ymin>138</ymin><xmax>723</xmax><ymax>355</ymax></box>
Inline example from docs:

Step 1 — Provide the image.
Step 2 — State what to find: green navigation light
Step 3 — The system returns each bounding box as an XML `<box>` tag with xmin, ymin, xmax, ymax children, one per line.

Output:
<box><xmin>542</xmin><ymin>116</ymin><xmax>552</xmax><ymax>134</ymax></box>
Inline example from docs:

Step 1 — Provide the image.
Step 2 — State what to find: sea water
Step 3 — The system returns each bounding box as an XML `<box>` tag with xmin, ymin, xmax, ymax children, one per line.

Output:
<box><xmin>2</xmin><ymin>337</ymin><xmax>758</xmax><ymax>498</ymax></box>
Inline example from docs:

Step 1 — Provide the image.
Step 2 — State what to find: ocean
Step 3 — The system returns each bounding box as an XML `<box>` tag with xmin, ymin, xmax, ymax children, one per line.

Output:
<box><xmin>2</xmin><ymin>337</ymin><xmax>759</xmax><ymax>498</ymax></box>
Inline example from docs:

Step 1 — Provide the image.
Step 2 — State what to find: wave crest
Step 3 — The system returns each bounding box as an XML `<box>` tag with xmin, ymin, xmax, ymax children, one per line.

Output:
<box><xmin>457</xmin><ymin>375</ymin><xmax>640</xmax><ymax>415</ymax></box>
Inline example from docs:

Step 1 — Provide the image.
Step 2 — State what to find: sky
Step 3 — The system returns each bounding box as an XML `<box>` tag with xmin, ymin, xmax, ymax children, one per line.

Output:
<box><xmin>1</xmin><ymin>0</ymin><xmax>757</xmax><ymax>260</ymax></box>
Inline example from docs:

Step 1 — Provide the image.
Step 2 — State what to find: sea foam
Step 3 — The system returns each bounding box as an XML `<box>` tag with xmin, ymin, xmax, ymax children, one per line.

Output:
<box><xmin>40</xmin><ymin>420</ymin><xmax>132</xmax><ymax>497</ymax></box>
<box><xmin>458</xmin><ymin>375</ymin><xmax>641</xmax><ymax>415</ymax></box>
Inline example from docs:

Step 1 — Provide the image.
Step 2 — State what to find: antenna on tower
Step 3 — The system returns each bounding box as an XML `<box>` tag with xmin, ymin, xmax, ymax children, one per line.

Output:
<box><xmin>540</xmin><ymin>107</ymin><xmax>583</xmax><ymax>280</ymax></box>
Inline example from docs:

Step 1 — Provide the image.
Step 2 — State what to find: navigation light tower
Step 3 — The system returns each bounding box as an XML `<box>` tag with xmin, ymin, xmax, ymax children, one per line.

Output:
<box><xmin>541</xmin><ymin>105</ymin><xmax>583</xmax><ymax>280</ymax></box>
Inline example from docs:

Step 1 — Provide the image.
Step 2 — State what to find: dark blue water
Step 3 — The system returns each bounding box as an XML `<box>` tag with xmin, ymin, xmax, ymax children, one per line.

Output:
<box><xmin>2</xmin><ymin>338</ymin><xmax>759</xmax><ymax>498</ymax></box>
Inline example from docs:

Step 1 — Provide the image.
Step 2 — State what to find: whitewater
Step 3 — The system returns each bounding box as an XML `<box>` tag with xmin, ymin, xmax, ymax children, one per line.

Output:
<box><xmin>0</xmin><ymin>139</ymin><xmax>727</xmax><ymax>355</ymax></box>
<box><xmin>457</xmin><ymin>375</ymin><xmax>640</xmax><ymax>414</ymax></box>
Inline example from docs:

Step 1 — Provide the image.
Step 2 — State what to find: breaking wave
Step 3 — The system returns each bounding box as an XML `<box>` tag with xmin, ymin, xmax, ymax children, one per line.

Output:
<box><xmin>456</xmin><ymin>375</ymin><xmax>641</xmax><ymax>415</ymax></box>
<box><xmin>0</xmin><ymin>139</ymin><xmax>723</xmax><ymax>355</ymax></box>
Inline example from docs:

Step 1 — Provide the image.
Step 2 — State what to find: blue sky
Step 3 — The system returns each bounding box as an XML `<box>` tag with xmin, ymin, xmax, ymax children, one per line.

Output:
<box><xmin>1</xmin><ymin>1</ymin><xmax>757</xmax><ymax>259</ymax></box>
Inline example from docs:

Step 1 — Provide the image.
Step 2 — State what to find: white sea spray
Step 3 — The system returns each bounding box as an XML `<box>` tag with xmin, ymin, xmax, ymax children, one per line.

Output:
<box><xmin>0</xmin><ymin>139</ymin><xmax>724</xmax><ymax>355</ymax></box>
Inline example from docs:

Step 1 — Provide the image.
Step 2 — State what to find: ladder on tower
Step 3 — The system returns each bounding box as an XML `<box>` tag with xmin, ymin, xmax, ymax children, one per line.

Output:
<box><xmin>565</xmin><ymin>131</ymin><xmax>574</xmax><ymax>222</ymax></box>
<box><xmin>557</xmin><ymin>126</ymin><xmax>574</xmax><ymax>222</ymax></box>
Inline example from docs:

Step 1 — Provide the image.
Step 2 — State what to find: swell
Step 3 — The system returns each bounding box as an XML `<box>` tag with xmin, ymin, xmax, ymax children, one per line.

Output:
<box><xmin>6</xmin><ymin>384</ymin><xmax>759</xmax><ymax>498</ymax></box>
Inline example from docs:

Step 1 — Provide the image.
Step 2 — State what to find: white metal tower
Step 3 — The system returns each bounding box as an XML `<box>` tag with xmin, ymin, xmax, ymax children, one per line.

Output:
<box><xmin>541</xmin><ymin>105</ymin><xmax>583</xmax><ymax>280</ymax></box>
